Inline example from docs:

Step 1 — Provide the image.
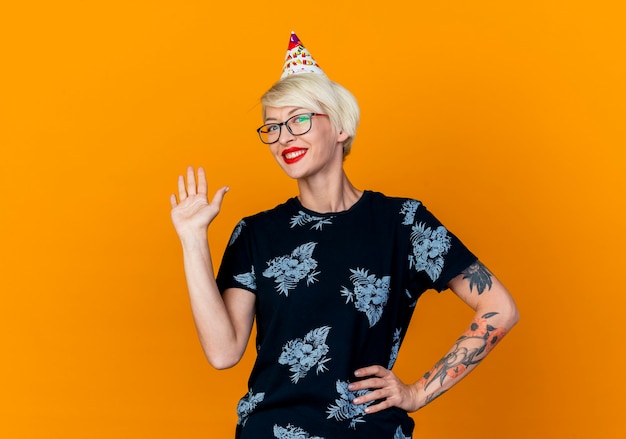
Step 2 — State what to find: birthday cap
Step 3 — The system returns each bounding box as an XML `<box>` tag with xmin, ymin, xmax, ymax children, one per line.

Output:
<box><xmin>281</xmin><ymin>32</ymin><xmax>325</xmax><ymax>78</ymax></box>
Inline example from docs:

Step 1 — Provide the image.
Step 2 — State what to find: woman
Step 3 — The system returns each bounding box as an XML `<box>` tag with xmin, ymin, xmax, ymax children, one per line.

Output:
<box><xmin>170</xmin><ymin>33</ymin><xmax>518</xmax><ymax>439</ymax></box>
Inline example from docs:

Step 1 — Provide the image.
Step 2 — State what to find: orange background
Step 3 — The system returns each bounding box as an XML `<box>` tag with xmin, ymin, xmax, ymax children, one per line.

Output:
<box><xmin>1</xmin><ymin>1</ymin><xmax>624</xmax><ymax>437</ymax></box>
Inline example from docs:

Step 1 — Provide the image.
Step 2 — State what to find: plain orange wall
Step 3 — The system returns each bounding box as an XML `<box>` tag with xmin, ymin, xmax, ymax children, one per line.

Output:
<box><xmin>1</xmin><ymin>1</ymin><xmax>624</xmax><ymax>438</ymax></box>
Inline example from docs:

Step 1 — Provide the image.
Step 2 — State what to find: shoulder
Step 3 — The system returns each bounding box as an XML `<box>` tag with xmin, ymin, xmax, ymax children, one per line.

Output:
<box><xmin>227</xmin><ymin>198</ymin><xmax>299</xmax><ymax>247</ymax></box>
<box><xmin>239</xmin><ymin>197</ymin><xmax>298</xmax><ymax>225</ymax></box>
<box><xmin>365</xmin><ymin>190</ymin><xmax>423</xmax><ymax>206</ymax></box>
<box><xmin>363</xmin><ymin>190</ymin><xmax>425</xmax><ymax>220</ymax></box>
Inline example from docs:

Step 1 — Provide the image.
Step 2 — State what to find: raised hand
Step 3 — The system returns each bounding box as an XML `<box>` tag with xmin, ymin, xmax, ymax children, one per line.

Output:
<box><xmin>170</xmin><ymin>166</ymin><xmax>229</xmax><ymax>240</ymax></box>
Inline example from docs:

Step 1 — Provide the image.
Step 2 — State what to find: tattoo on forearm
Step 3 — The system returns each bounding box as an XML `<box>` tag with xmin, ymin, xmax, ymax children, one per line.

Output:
<box><xmin>425</xmin><ymin>389</ymin><xmax>447</xmax><ymax>405</ymax></box>
<box><xmin>462</xmin><ymin>261</ymin><xmax>493</xmax><ymax>295</ymax></box>
<box><xmin>418</xmin><ymin>312</ymin><xmax>506</xmax><ymax>394</ymax></box>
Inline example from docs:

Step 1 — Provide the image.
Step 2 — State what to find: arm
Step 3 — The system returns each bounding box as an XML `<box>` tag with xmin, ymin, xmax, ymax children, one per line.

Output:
<box><xmin>170</xmin><ymin>166</ymin><xmax>255</xmax><ymax>370</ymax></box>
<box><xmin>349</xmin><ymin>261</ymin><xmax>519</xmax><ymax>413</ymax></box>
<box><xmin>412</xmin><ymin>262</ymin><xmax>519</xmax><ymax>406</ymax></box>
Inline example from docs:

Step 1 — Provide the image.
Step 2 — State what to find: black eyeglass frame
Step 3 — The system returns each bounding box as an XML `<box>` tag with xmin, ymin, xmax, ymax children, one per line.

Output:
<box><xmin>256</xmin><ymin>113</ymin><xmax>328</xmax><ymax>144</ymax></box>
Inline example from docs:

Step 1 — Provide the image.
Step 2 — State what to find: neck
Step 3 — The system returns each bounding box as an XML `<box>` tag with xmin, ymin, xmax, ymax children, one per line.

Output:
<box><xmin>296</xmin><ymin>171</ymin><xmax>362</xmax><ymax>213</ymax></box>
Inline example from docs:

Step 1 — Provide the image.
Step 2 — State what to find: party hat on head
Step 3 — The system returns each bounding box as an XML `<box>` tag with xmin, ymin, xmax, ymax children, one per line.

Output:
<box><xmin>281</xmin><ymin>32</ymin><xmax>325</xmax><ymax>78</ymax></box>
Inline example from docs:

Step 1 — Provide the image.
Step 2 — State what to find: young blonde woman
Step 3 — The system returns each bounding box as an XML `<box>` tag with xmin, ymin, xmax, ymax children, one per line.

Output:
<box><xmin>170</xmin><ymin>33</ymin><xmax>518</xmax><ymax>439</ymax></box>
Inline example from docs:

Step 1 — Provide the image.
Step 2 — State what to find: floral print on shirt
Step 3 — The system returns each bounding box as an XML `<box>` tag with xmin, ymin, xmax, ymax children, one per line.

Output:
<box><xmin>278</xmin><ymin>326</ymin><xmax>332</xmax><ymax>383</ymax></box>
<box><xmin>273</xmin><ymin>424</ymin><xmax>325</xmax><ymax>439</ymax></box>
<box><xmin>263</xmin><ymin>242</ymin><xmax>320</xmax><ymax>296</ymax></box>
<box><xmin>234</xmin><ymin>266</ymin><xmax>256</xmax><ymax>291</ymax></box>
<box><xmin>340</xmin><ymin>268</ymin><xmax>390</xmax><ymax>327</ymax></box>
<box><xmin>394</xmin><ymin>425</ymin><xmax>412</xmax><ymax>439</ymax></box>
<box><xmin>400</xmin><ymin>200</ymin><xmax>421</xmax><ymax>225</ymax></box>
<box><xmin>237</xmin><ymin>390</ymin><xmax>265</xmax><ymax>426</ymax></box>
<box><xmin>228</xmin><ymin>220</ymin><xmax>246</xmax><ymax>246</ymax></box>
<box><xmin>326</xmin><ymin>380</ymin><xmax>373</xmax><ymax>429</ymax></box>
<box><xmin>388</xmin><ymin>328</ymin><xmax>402</xmax><ymax>369</ymax></box>
<box><xmin>290</xmin><ymin>211</ymin><xmax>333</xmax><ymax>230</ymax></box>
<box><xmin>408</xmin><ymin>222</ymin><xmax>452</xmax><ymax>281</ymax></box>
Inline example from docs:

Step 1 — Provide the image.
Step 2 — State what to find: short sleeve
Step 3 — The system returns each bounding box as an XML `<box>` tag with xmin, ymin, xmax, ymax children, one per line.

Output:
<box><xmin>216</xmin><ymin>219</ymin><xmax>258</xmax><ymax>295</ymax></box>
<box><xmin>407</xmin><ymin>203</ymin><xmax>478</xmax><ymax>292</ymax></box>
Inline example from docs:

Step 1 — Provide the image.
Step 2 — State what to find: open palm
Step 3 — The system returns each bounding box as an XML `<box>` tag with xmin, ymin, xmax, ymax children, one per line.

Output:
<box><xmin>170</xmin><ymin>166</ymin><xmax>228</xmax><ymax>238</ymax></box>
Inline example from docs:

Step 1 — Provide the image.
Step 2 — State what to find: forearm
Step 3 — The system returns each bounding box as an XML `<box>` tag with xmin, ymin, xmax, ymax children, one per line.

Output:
<box><xmin>414</xmin><ymin>307</ymin><xmax>518</xmax><ymax>408</ymax></box>
<box><xmin>179</xmin><ymin>233</ymin><xmax>243</xmax><ymax>369</ymax></box>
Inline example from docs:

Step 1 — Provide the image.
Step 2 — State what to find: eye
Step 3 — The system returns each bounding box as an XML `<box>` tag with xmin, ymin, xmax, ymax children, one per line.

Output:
<box><xmin>292</xmin><ymin>114</ymin><xmax>312</xmax><ymax>125</ymax></box>
<box><xmin>263</xmin><ymin>124</ymin><xmax>279</xmax><ymax>133</ymax></box>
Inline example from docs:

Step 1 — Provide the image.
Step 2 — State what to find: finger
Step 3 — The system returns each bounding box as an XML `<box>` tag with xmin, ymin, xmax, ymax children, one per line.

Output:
<box><xmin>169</xmin><ymin>193</ymin><xmax>178</xmax><ymax>208</ymax></box>
<box><xmin>349</xmin><ymin>377</ymin><xmax>386</xmax><ymax>392</ymax></box>
<box><xmin>354</xmin><ymin>365</ymin><xmax>387</xmax><ymax>378</ymax></box>
<box><xmin>362</xmin><ymin>398</ymin><xmax>393</xmax><ymax>414</ymax></box>
<box><xmin>210</xmin><ymin>186</ymin><xmax>230</xmax><ymax>209</ymax></box>
<box><xmin>177</xmin><ymin>175</ymin><xmax>187</xmax><ymax>200</ymax></box>
<box><xmin>197</xmin><ymin>167</ymin><xmax>208</xmax><ymax>195</ymax></box>
<box><xmin>186</xmin><ymin>166</ymin><xmax>197</xmax><ymax>195</ymax></box>
<box><xmin>353</xmin><ymin>388</ymin><xmax>386</xmax><ymax>405</ymax></box>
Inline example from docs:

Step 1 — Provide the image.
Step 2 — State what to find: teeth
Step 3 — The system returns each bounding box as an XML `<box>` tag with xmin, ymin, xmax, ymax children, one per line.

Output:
<box><xmin>285</xmin><ymin>150</ymin><xmax>306</xmax><ymax>159</ymax></box>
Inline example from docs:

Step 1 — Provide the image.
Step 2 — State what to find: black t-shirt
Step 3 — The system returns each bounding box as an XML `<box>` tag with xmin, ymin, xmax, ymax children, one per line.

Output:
<box><xmin>217</xmin><ymin>191</ymin><xmax>477</xmax><ymax>439</ymax></box>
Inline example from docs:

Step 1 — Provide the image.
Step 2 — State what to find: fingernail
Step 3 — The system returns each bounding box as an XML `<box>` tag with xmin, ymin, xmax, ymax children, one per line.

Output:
<box><xmin>348</xmin><ymin>384</ymin><xmax>355</xmax><ymax>390</ymax></box>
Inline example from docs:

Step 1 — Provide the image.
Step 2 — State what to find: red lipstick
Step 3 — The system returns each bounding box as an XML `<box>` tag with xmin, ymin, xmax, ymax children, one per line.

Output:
<box><xmin>282</xmin><ymin>147</ymin><xmax>307</xmax><ymax>164</ymax></box>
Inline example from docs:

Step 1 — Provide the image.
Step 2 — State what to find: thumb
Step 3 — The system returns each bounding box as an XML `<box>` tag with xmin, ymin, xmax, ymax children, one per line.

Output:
<box><xmin>210</xmin><ymin>186</ymin><xmax>230</xmax><ymax>208</ymax></box>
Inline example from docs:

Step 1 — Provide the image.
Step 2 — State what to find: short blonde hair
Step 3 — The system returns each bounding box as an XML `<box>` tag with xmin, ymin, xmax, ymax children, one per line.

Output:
<box><xmin>261</xmin><ymin>74</ymin><xmax>360</xmax><ymax>157</ymax></box>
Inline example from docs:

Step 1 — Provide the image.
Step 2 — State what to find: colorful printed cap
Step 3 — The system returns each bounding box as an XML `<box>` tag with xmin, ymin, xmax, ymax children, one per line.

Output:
<box><xmin>281</xmin><ymin>32</ymin><xmax>325</xmax><ymax>78</ymax></box>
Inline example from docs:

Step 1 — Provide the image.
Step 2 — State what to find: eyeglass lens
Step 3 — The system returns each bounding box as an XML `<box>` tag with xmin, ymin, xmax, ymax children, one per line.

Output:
<box><xmin>258</xmin><ymin>113</ymin><xmax>314</xmax><ymax>144</ymax></box>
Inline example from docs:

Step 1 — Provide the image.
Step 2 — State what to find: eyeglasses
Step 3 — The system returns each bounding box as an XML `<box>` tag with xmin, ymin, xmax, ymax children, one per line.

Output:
<box><xmin>256</xmin><ymin>113</ymin><xmax>328</xmax><ymax>144</ymax></box>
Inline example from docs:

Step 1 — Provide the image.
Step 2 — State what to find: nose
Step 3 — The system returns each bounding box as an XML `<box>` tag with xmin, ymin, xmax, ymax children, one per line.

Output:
<box><xmin>278</xmin><ymin>124</ymin><xmax>296</xmax><ymax>144</ymax></box>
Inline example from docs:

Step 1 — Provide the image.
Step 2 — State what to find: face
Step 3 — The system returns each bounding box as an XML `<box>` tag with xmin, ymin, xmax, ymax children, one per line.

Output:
<box><xmin>263</xmin><ymin>106</ymin><xmax>348</xmax><ymax>181</ymax></box>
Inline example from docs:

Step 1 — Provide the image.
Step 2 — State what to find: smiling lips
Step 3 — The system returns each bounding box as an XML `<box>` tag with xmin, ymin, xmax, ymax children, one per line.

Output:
<box><xmin>282</xmin><ymin>147</ymin><xmax>307</xmax><ymax>164</ymax></box>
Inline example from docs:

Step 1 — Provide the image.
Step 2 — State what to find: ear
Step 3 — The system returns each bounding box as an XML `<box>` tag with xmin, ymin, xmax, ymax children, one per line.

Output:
<box><xmin>337</xmin><ymin>130</ymin><xmax>349</xmax><ymax>143</ymax></box>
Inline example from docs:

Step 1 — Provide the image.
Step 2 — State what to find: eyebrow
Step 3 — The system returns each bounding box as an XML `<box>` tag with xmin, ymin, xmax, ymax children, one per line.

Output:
<box><xmin>264</xmin><ymin>107</ymin><xmax>306</xmax><ymax>123</ymax></box>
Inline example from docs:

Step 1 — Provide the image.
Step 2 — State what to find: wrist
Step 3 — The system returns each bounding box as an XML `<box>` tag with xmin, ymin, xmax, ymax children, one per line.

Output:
<box><xmin>177</xmin><ymin>230</ymin><xmax>209</xmax><ymax>250</ymax></box>
<box><xmin>410</xmin><ymin>381</ymin><xmax>430</xmax><ymax>411</ymax></box>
